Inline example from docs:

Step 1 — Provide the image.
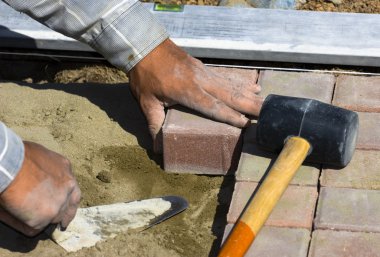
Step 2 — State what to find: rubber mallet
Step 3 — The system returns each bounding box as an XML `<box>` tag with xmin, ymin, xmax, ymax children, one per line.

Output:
<box><xmin>219</xmin><ymin>94</ymin><xmax>359</xmax><ymax>257</ymax></box>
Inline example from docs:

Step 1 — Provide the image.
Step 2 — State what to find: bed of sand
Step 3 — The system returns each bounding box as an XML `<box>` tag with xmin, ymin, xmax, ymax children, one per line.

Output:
<box><xmin>0</xmin><ymin>64</ymin><xmax>234</xmax><ymax>257</ymax></box>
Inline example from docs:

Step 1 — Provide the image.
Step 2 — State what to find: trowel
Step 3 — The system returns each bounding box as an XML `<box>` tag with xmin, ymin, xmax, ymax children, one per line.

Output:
<box><xmin>45</xmin><ymin>196</ymin><xmax>188</xmax><ymax>252</ymax></box>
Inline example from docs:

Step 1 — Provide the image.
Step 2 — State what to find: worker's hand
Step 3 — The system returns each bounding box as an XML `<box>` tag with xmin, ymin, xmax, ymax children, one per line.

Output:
<box><xmin>129</xmin><ymin>39</ymin><xmax>263</xmax><ymax>146</ymax></box>
<box><xmin>0</xmin><ymin>142</ymin><xmax>81</xmax><ymax>237</ymax></box>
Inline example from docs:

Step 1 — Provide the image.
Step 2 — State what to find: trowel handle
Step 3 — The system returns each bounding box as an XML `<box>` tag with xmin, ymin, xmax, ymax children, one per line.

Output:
<box><xmin>218</xmin><ymin>136</ymin><xmax>311</xmax><ymax>257</ymax></box>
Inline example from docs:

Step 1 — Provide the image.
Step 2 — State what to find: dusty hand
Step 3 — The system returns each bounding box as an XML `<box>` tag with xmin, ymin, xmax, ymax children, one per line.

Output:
<box><xmin>129</xmin><ymin>39</ymin><xmax>263</xmax><ymax>144</ymax></box>
<box><xmin>0</xmin><ymin>142</ymin><xmax>81</xmax><ymax>236</ymax></box>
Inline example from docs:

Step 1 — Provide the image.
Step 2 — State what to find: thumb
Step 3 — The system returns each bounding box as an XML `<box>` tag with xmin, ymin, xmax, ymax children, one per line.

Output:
<box><xmin>140</xmin><ymin>96</ymin><xmax>166</xmax><ymax>153</ymax></box>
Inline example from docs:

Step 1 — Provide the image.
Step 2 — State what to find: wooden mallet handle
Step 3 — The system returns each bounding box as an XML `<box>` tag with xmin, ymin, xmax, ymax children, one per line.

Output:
<box><xmin>218</xmin><ymin>136</ymin><xmax>311</xmax><ymax>257</ymax></box>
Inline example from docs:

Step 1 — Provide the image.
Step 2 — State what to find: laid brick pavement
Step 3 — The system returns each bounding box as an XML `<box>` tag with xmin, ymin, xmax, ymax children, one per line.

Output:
<box><xmin>333</xmin><ymin>75</ymin><xmax>380</xmax><ymax>112</ymax></box>
<box><xmin>223</xmin><ymin>224</ymin><xmax>310</xmax><ymax>257</ymax></box>
<box><xmin>237</xmin><ymin>142</ymin><xmax>320</xmax><ymax>186</ymax></box>
<box><xmin>258</xmin><ymin>70</ymin><xmax>335</xmax><ymax>103</ymax></box>
<box><xmin>356</xmin><ymin>112</ymin><xmax>380</xmax><ymax>150</ymax></box>
<box><xmin>315</xmin><ymin>187</ymin><xmax>380</xmax><ymax>233</ymax></box>
<box><xmin>227</xmin><ymin>182</ymin><xmax>318</xmax><ymax>229</ymax></box>
<box><xmin>321</xmin><ymin>150</ymin><xmax>380</xmax><ymax>190</ymax></box>
<box><xmin>308</xmin><ymin>230</ymin><xmax>380</xmax><ymax>257</ymax></box>
<box><xmin>159</xmin><ymin>67</ymin><xmax>380</xmax><ymax>256</ymax></box>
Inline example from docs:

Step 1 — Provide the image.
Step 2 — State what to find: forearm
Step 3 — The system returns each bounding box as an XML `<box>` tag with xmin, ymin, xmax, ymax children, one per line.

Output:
<box><xmin>0</xmin><ymin>122</ymin><xmax>24</xmax><ymax>193</ymax></box>
<box><xmin>3</xmin><ymin>0</ymin><xmax>169</xmax><ymax>71</ymax></box>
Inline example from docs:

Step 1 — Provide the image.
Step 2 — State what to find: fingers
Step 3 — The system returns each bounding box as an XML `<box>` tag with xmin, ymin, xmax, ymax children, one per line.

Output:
<box><xmin>202</xmin><ymin>72</ymin><xmax>264</xmax><ymax>117</ymax></box>
<box><xmin>0</xmin><ymin>207</ymin><xmax>40</xmax><ymax>236</ymax></box>
<box><xmin>52</xmin><ymin>181</ymin><xmax>81</xmax><ymax>229</ymax></box>
<box><xmin>60</xmin><ymin>184</ymin><xmax>81</xmax><ymax>229</ymax></box>
<box><xmin>180</xmin><ymin>88</ymin><xmax>250</xmax><ymax>128</ymax></box>
<box><xmin>140</xmin><ymin>97</ymin><xmax>166</xmax><ymax>139</ymax></box>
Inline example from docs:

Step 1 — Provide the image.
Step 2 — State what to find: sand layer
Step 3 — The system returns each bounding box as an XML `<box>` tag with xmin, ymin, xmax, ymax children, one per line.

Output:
<box><xmin>0</xmin><ymin>64</ymin><xmax>234</xmax><ymax>256</ymax></box>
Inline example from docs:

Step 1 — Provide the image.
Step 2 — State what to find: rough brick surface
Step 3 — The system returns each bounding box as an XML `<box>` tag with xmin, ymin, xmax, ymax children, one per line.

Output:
<box><xmin>209</xmin><ymin>66</ymin><xmax>259</xmax><ymax>85</ymax></box>
<box><xmin>227</xmin><ymin>182</ymin><xmax>318</xmax><ymax>229</ymax></box>
<box><xmin>308</xmin><ymin>230</ymin><xmax>380</xmax><ymax>257</ymax></box>
<box><xmin>222</xmin><ymin>224</ymin><xmax>310</xmax><ymax>257</ymax></box>
<box><xmin>163</xmin><ymin>107</ymin><xmax>242</xmax><ymax>174</ymax></box>
<box><xmin>237</xmin><ymin>142</ymin><xmax>320</xmax><ymax>186</ymax></box>
<box><xmin>315</xmin><ymin>187</ymin><xmax>380</xmax><ymax>233</ymax></box>
<box><xmin>333</xmin><ymin>75</ymin><xmax>380</xmax><ymax>112</ymax></box>
<box><xmin>321</xmin><ymin>150</ymin><xmax>380</xmax><ymax>190</ymax></box>
<box><xmin>258</xmin><ymin>70</ymin><xmax>335</xmax><ymax>103</ymax></box>
<box><xmin>356</xmin><ymin>112</ymin><xmax>380</xmax><ymax>150</ymax></box>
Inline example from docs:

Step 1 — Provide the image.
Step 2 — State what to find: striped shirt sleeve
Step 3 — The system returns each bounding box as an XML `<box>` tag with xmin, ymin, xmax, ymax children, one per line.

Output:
<box><xmin>3</xmin><ymin>0</ymin><xmax>169</xmax><ymax>72</ymax></box>
<box><xmin>0</xmin><ymin>122</ymin><xmax>24</xmax><ymax>193</ymax></box>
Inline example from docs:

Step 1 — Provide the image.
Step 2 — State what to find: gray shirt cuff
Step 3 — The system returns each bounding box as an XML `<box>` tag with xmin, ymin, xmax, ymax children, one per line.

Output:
<box><xmin>0</xmin><ymin>122</ymin><xmax>25</xmax><ymax>193</ymax></box>
<box><xmin>84</xmin><ymin>1</ymin><xmax>169</xmax><ymax>71</ymax></box>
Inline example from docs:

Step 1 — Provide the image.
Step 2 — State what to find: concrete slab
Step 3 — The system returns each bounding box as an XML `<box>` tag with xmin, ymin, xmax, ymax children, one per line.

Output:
<box><xmin>315</xmin><ymin>187</ymin><xmax>380</xmax><ymax>233</ymax></box>
<box><xmin>321</xmin><ymin>150</ymin><xmax>380</xmax><ymax>190</ymax></box>
<box><xmin>333</xmin><ymin>75</ymin><xmax>380</xmax><ymax>112</ymax></box>
<box><xmin>223</xmin><ymin>224</ymin><xmax>310</xmax><ymax>257</ymax></box>
<box><xmin>308</xmin><ymin>230</ymin><xmax>380</xmax><ymax>257</ymax></box>
<box><xmin>227</xmin><ymin>182</ymin><xmax>318</xmax><ymax>229</ymax></box>
<box><xmin>258</xmin><ymin>70</ymin><xmax>335</xmax><ymax>103</ymax></box>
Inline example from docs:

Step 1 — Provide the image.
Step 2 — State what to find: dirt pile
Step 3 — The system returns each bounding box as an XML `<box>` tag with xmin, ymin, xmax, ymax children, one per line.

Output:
<box><xmin>298</xmin><ymin>0</ymin><xmax>380</xmax><ymax>13</ymax></box>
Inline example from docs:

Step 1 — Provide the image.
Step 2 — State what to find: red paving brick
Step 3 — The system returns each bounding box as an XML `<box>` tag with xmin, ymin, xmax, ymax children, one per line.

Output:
<box><xmin>222</xmin><ymin>224</ymin><xmax>310</xmax><ymax>257</ymax></box>
<box><xmin>257</xmin><ymin>70</ymin><xmax>335</xmax><ymax>103</ymax></box>
<box><xmin>333</xmin><ymin>75</ymin><xmax>380</xmax><ymax>112</ymax></box>
<box><xmin>315</xmin><ymin>187</ymin><xmax>380</xmax><ymax>233</ymax></box>
<box><xmin>209</xmin><ymin>66</ymin><xmax>259</xmax><ymax>85</ymax></box>
<box><xmin>356</xmin><ymin>112</ymin><xmax>380</xmax><ymax>150</ymax></box>
<box><xmin>161</xmin><ymin>67</ymin><xmax>258</xmax><ymax>174</ymax></box>
<box><xmin>308</xmin><ymin>230</ymin><xmax>380</xmax><ymax>257</ymax></box>
<box><xmin>321</xmin><ymin>150</ymin><xmax>380</xmax><ymax>190</ymax></box>
<box><xmin>162</xmin><ymin>107</ymin><xmax>242</xmax><ymax>174</ymax></box>
<box><xmin>227</xmin><ymin>182</ymin><xmax>318</xmax><ymax>229</ymax></box>
<box><xmin>237</xmin><ymin>143</ymin><xmax>320</xmax><ymax>186</ymax></box>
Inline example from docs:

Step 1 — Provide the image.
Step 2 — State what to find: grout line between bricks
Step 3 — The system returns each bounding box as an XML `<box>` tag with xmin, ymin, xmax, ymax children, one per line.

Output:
<box><xmin>314</xmin><ymin>227</ymin><xmax>380</xmax><ymax>235</ymax></box>
<box><xmin>330</xmin><ymin>75</ymin><xmax>338</xmax><ymax>104</ymax></box>
<box><xmin>306</xmin><ymin>164</ymin><xmax>322</xmax><ymax>257</ymax></box>
<box><xmin>321</xmin><ymin>184</ymin><xmax>380</xmax><ymax>192</ymax></box>
<box><xmin>256</xmin><ymin>69</ymin><xmax>261</xmax><ymax>85</ymax></box>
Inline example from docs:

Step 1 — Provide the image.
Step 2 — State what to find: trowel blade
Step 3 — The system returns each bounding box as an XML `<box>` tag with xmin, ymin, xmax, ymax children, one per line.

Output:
<box><xmin>46</xmin><ymin>196</ymin><xmax>188</xmax><ymax>252</ymax></box>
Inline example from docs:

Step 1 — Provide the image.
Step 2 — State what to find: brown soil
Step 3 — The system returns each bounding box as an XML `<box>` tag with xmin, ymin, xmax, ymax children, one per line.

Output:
<box><xmin>299</xmin><ymin>0</ymin><xmax>380</xmax><ymax>14</ymax></box>
<box><xmin>143</xmin><ymin>0</ymin><xmax>380</xmax><ymax>13</ymax></box>
<box><xmin>142</xmin><ymin>0</ymin><xmax>219</xmax><ymax>6</ymax></box>
<box><xmin>0</xmin><ymin>64</ymin><xmax>234</xmax><ymax>257</ymax></box>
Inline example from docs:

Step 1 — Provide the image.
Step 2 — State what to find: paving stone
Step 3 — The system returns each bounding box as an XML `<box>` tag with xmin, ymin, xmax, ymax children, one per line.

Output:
<box><xmin>237</xmin><ymin>142</ymin><xmax>320</xmax><ymax>186</ymax></box>
<box><xmin>227</xmin><ymin>182</ymin><xmax>318</xmax><ymax>229</ymax></box>
<box><xmin>161</xmin><ymin>67</ymin><xmax>258</xmax><ymax>174</ymax></box>
<box><xmin>308</xmin><ymin>230</ymin><xmax>380</xmax><ymax>257</ymax></box>
<box><xmin>321</xmin><ymin>150</ymin><xmax>380</xmax><ymax>190</ymax></box>
<box><xmin>162</xmin><ymin>106</ymin><xmax>242</xmax><ymax>174</ymax></box>
<box><xmin>258</xmin><ymin>70</ymin><xmax>335</xmax><ymax>103</ymax></box>
<box><xmin>222</xmin><ymin>224</ymin><xmax>310</xmax><ymax>257</ymax></box>
<box><xmin>209</xmin><ymin>66</ymin><xmax>259</xmax><ymax>84</ymax></box>
<box><xmin>315</xmin><ymin>187</ymin><xmax>380</xmax><ymax>233</ymax></box>
<box><xmin>333</xmin><ymin>75</ymin><xmax>380</xmax><ymax>112</ymax></box>
<box><xmin>356</xmin><ymin>112</ymin><xmax>380</xmax><ymax>150</ymax></box>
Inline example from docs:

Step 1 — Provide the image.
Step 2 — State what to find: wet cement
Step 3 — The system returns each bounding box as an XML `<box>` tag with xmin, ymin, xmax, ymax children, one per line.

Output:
<box><xmin>0</xmin><ymin>65</ymin><xmax>234</xmax><ymax>256</ymax></box>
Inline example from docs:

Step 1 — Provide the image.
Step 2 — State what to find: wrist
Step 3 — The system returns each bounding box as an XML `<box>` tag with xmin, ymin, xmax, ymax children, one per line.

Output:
<box><xmin>0</xmin><ymin>123</ymin><xmax>25</xmax><ymax>193</ymax></box>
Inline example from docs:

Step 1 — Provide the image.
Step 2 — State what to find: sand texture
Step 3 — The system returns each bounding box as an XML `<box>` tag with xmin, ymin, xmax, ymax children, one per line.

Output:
<box><xmin>0</xmin><ymin>78</ymin><xmax>233</xmax><ymax>257</ymax></box>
